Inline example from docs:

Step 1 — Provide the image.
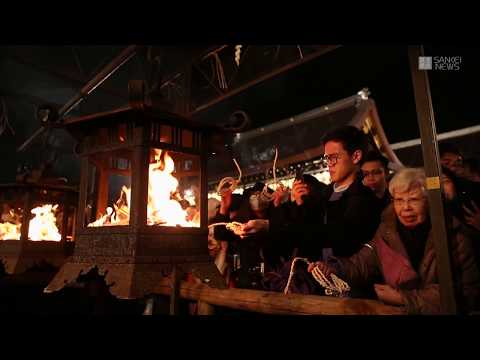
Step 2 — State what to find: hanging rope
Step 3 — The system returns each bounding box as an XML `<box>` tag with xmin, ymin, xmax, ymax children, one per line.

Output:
<box><xmin>297</xmin><ymin>45</ymin><xmax>304</xmax><ymax>59</ymax></box>
<box><xmin>0</xmin><ymin>97</ymin><xmax>15</xmax><ymax>137</ymax></box>
<box><xmin>284</xmin><ymin>257</ymin><xmax>308</xmax><ymax>295</ymax></box>
<box><xmin>217</xmin><ymin>158</ymin><xmax>242</xmax><ymax>196</ymax></box>
<box><xmin>234</xmin><ymin>45</ymin><xmax>242</xmax><ymax>66</ymax></box>
<box><xmin>283</xmin><ymin>257</ymin><xmax>350</xmax><ymax>297</ymax></box>
<box><xmin>261</xmin><ymin>147</ymin><xmax>280</xmax><ymax>202</ymax></box>
<box><xmin>213</xmin><ymin>53</ymin><xmax>228</xmax><ymax>90</ymax></box>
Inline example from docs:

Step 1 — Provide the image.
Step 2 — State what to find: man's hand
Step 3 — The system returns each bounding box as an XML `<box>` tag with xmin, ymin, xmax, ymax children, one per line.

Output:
<box><xmin>272</xmin><ymin>185</ymin><xmax>290</xmax><ymax>207</ymax></box>
<box><xmin>464</xmin><ymin>201</ymin><xmax>480</xmax><ymax>231</ymax></box>
<box><xmin>239</xmin><ymin>219</ymin><xmax>269</xmax><ymax>238</ymax></box>
<box><xmin>374</xmin><ymin>284</ymin><xmax>405</xmax><ymax>306</ymax></box>
<box><xmin>219</xmin><ymin>189</ymin><xmax>233</xmax><ymax>215</ymax></box>
<box><xmin>291</xmin><ymin>179</ymin><xmax>310</xmax><ymax>206</ymax></box>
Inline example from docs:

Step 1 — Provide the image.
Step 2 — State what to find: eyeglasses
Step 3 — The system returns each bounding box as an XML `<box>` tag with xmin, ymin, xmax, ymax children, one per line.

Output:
<box><xmin>362</xmin><ymin>168</ymin><xmax>384</xmax><ymax>178</ymax></box>
<box><xmin>393</xmin><ymin>197</ymin><xmax>424</xmax><ymax>208</ymax></box>
<box><xmin>323</xmin><ymin>152</ymin><xmax>346</xmax><ymax>165</ymax></box>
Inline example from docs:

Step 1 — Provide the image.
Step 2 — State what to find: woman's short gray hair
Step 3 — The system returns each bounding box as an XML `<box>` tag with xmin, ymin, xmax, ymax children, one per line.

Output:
<box><xmin>388</xmin><ymin>167</ymin><xmax>426</xmax><ymax>196</ymax></box>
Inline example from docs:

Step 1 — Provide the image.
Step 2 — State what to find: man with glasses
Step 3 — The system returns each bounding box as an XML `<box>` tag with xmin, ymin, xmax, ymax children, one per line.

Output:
<box><xmin>263</xmin><ymin>126</ymin><xmax>383</xmax><ymax>296</ymax></box>
<box><xmin>289</xmin><ymin>126</ymin><xmax>382</xmax><ymax>260</ymax></box>
<box><xmin>311</xmin><ymin>125</ymin><xmax>382</xmax><ymax>261</ymax></box>
<box><xmin>361</xmin><ymin>151</ymin><xmax>391</xmax><ymax>211</ymax></box>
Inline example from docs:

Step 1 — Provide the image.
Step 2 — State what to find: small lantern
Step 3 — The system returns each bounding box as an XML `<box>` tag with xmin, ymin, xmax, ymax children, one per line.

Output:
<box><xmin>46</xmin><ymin>92</ymin><xmax>225</xmax><ymax>299</ymax></box>
<box><xmin>0</xmin><ymin>183</ymin><xmax>77</xmax><ymax>274</ymax></box>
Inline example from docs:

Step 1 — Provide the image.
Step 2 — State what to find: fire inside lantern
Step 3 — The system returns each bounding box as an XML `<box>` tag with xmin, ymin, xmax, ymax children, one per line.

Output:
<box><xmin>88</xmin><ymin>149</ymin><xmax>200</xmax><ymax>228</ymax></box>
<box><xmin>43</xmin><ymin>100</ymin><xmax>232</xmax><ymax>299</ymax></box>
<box><xmin>0</xmin><ymin>203</ymin><xmax>62</xmax><ymax>241</ymax></box>
<box><xmin>28</xmin><ymin>204</ymin><xmax>62</xmax><ymax>241</ymax></box>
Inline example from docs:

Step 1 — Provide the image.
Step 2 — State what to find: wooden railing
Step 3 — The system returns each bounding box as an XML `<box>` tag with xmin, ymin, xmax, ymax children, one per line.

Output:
<box><xmin>153</xmin><ymin>278</ymin><xmax>406</xmax><ymax>315</ymax></box>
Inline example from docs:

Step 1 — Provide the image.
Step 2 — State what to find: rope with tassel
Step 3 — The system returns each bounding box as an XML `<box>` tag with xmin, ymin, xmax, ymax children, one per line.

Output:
<box><xmin>284</xmin><ymin>257</ymin><xmax>350</xmax><ymax>297</ymax></box>
<box><xmin>208</xmin><ymin>221</ymin><xmax>245</xmax><ymax>236</ymax></box>
<box><xmin>261</xmin><ymin>147</ymin><xmax>281</xmax><ymax>202</ymax></box>
<box><xmin>216</xmin><ymin>158</ymin><xmax>242</xmax><ymax>196</ymax></box>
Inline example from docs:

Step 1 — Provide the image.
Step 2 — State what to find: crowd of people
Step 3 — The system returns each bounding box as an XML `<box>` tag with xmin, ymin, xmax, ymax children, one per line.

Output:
<box><xmin>206</xmin><ymin>125</ymin><xmax>480</xmax><ymax>314</ymax></box>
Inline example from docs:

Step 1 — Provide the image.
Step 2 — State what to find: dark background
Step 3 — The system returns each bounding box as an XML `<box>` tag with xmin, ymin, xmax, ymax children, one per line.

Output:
<box><xmin>0</xmin><ymin>45</ymin><xmax>478</xmax><ymax>184</ymax></box>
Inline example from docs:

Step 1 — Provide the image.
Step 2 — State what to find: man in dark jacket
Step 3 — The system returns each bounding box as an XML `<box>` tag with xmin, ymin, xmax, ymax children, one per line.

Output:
<box><xmin>273</xmin><ymin>126</ymin><xmax>382</xmax><ymax>260</ymax></box>
<box><xmin>317</xmin><ymin>125</ymin><xmax>382</xmax><ymax>259</ymax></box>
<box><xmin>210</xmin><ymin>183</ymin><xmax>273</xmax><ymax>289</ymax></box>
<box><xmin>263</xmin><ymin>126</ymin><xmax>383</xmax><ymax>295</ymax></box>
<box><xmin>267</xmin><ymin>174</ymin><xmax>328</xmax><ymax>265</ymax></box>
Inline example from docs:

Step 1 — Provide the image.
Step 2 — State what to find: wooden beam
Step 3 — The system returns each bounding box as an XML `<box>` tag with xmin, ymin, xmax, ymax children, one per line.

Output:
<box><xmin>5</xmin><ymin>54</ymin><xmax>127</xmax><ymax>99</ymax></box>
<box><xmin>152</xmin><ymin>278</ymin><xmax>405</xmax><ymax>315</ymax></box>
<box><xmin>169</xmin><ymin>265</ymin><xmax>180</xmax><ymax>315</ymax></box>
<box><xmin>197</xmin><ymin>301</ymin><xmax>215</xmax><ymax>315</ymax></box>
<box><xmin>408</xmin><ymin>45</ymin><xmax>458</xmax><ymax>314</ymax></box>
<box><xmin>189</xmin><ymin>45</ymin><xmax>342</xmax><ymax>116</ymax></box>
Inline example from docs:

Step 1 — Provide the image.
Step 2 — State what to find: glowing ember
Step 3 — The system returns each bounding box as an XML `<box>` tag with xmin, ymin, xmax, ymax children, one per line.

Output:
<box><xmin>0</xmin><ymin>204</ymin><xmax>62</xmax><ymax>241</ymax></box>
<box><xmin>88</xmin><ymin>149</ymin><xmax>199</xmax><ymax>228</ymax></box>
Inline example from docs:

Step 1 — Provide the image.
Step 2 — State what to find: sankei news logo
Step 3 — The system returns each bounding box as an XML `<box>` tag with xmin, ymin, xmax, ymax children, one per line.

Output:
<box><xmin>419</xmin><ymin>56</ymin><xmax>462</xmax><ymax>71</ymax></box>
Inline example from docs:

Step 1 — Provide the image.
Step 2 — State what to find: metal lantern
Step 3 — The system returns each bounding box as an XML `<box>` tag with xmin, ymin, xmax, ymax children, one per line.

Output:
<box><xmin>46</xmin><ymin>95</ymin><xmax>224</xmax><ymax>299</ymax></box>
<box><xmin>0</xmin><ymin>182</ymin><xmax>77</xmax><ymax>274</ymax></box>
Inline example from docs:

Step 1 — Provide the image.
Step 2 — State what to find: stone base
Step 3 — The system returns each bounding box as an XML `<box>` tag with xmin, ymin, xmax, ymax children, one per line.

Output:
<box><xmin>0</xmin><ymin>241</ymin><xmax>73</xmax><ymax>274</ymax></box>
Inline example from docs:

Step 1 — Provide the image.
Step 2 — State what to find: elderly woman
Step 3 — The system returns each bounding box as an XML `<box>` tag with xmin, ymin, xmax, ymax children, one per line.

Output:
<box><xmin>309</xmin><ymin>168</ymin><xmax>480</xmax><ymax>314</ymax></box>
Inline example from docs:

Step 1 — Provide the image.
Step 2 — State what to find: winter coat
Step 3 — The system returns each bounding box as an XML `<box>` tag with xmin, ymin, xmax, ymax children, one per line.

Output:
<box><xmin>334</xmin><ymin>204</ymin><xmax>480</xmax><ymax>314</ymax></box>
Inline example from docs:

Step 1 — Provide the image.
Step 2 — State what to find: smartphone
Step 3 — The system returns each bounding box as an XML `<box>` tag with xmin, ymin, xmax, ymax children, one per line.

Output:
<box><xmin>295</xmin><ymin>168</ymin><xmax>305</xmax><ymax>182</ymax></box>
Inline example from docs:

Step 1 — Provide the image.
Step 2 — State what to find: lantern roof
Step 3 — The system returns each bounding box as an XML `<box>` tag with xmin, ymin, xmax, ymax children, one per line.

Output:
<box><xmin>62</xmin><ymin>105</ymin><xmax>218</xmax><ymax>141</ymax></box>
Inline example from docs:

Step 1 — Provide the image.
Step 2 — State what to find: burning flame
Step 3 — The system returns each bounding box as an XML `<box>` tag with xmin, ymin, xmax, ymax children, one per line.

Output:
<box><xmin>28</xmin><ymin>204</ymin><xmax>61</xmax><ymax>241</ymax></box>
<box><xmin>0</xmin><ymin>206</ymin><xmax>21</xmax><ymax>240</ymax></box>
<box><xmin>147</xmin><ymin>149</ymin><xmax>198</xmax><ymax>227</ymax></box>
<box><xmin>88</xmin><ymin>186</ymin><xmax>131</xmax><ymax>227</ymax></box>
<box><xmin>88</xmin><ymin>149</ymin><xmax>199</xmax><ymax>227</ymax></box>
<box><xmin>0</xmin><ymin>204</ymin><xmax>62</xmax><ymax>241</ymax></box>
<box><xmin>0</xmin><ymin>221</ymin><xmax>21</xmax><ymax>240</ymax></box>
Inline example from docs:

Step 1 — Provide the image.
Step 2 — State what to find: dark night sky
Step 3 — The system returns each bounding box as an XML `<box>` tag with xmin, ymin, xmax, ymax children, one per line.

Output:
<box><xmin>1</xmin><ymin>45</ymin><xmax>479</xmax><ymax>183</ymax></box>
<box><xmin>195</xmin><ymin>45</ymin><xmax>480</xmax><ymax>144</ymax></box>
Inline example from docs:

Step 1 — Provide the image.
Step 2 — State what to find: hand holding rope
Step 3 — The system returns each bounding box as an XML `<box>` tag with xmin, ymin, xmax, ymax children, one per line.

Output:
<box><xmin>208</xmin><ymin>221</ymin><xmax>245</xmax><ymax>237</ymax></box>
<box><xmin>217</xmin><ymin>158</ymin><xmax>242</xmax><ymax>196</ymax></box>
<box><xmin>284</xmin><ymin>257</ymin><xmax>350</xmax><ymax>297</ymax></box>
